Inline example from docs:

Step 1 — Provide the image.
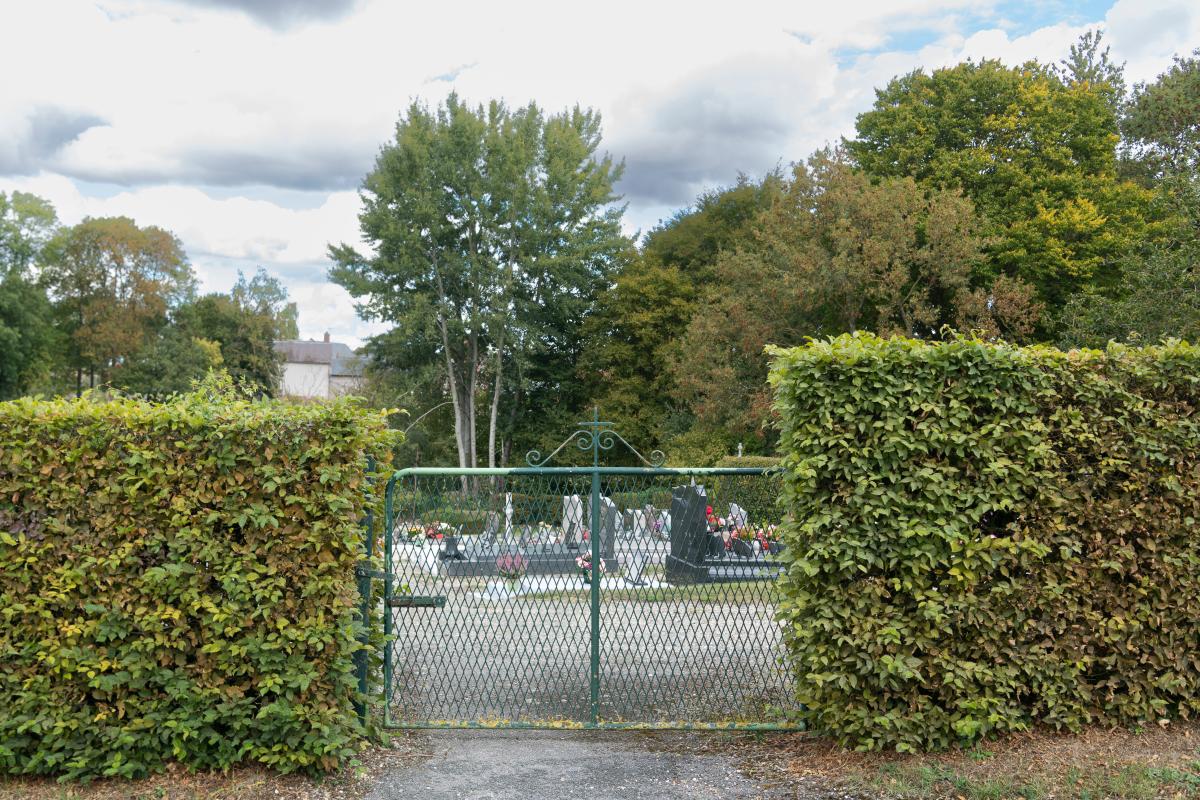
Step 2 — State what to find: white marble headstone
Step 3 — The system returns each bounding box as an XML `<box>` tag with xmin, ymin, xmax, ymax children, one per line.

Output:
<box><xmin>562</xmin><ymin>494</ymin><xmax>584</xmax><ymax>543</ymax></box>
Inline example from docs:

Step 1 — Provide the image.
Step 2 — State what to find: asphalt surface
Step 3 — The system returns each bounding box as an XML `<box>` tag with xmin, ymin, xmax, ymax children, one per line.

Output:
<box><xmin>363</xmin><ymin>730</ymin><xmax>810</xmax><ymax>800</ymax></box>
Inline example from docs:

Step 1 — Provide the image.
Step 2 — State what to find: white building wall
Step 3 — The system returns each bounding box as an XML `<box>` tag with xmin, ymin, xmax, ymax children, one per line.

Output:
<box><xmin>281</xmin><ymin>362</ymin><xmax>330</xmax><ymax>398</ymax></box>
<box><xmin>329</xmin><ymin>375</ymin><xmax>365</xmax><ymax>396</ymax></box>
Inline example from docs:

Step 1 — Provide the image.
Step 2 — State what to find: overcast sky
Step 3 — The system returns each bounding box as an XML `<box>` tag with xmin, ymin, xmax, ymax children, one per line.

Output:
<box><xmin>1</xmin><ymin>0</ymin><xmax>1197</xmax><ymax>346</ymax></box>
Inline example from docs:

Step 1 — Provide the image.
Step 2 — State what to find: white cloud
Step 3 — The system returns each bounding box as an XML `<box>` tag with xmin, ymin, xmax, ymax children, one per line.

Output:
<box><xmin>2</xmin><ymin>0</ymin><xmax>1198</xmax><ymax>343</ymax></box>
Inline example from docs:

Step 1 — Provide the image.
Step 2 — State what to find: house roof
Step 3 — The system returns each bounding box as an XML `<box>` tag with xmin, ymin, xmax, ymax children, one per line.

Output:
<box><xmin>274</xmin><ymin>339</ymin><xmax>365</xmax><ymax>377</ymax></box>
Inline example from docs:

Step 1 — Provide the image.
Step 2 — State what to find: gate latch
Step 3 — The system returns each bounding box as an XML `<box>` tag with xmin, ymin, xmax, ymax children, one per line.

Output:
<box><xmin>388</xmin><ymin>595</ymin><xmax>447</xmax><ymax>609</ymax></box>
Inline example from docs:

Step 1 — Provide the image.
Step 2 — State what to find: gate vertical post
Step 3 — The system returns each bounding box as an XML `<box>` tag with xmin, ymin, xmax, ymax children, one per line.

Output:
<box><xmin>588</xmin><ymin>408</ymin><xmax>602</xmax><ymax>727</ymax></box>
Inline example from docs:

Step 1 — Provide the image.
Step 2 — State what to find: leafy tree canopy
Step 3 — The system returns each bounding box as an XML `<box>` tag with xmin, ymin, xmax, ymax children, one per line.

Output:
<box><xmin>40</xmin><ymin>216</ymin><xmax>195</xmax><ymax>393</ymax></box>
<box><xmin>668</xmin><ymin>151</ymin><xmax>1040</xmax><ymax>448</ymax></box>
<box><xmin>0</xmin><ymin>191</ymin><xmax>60</xmax><ymax>399</ymax></box>
<box><xmin>331</xmin><ymin>93</ymin><xmax>629</xmax><ymax>468</ymax></box>
<box><xmin>847</xmin><ymin>56</ymin><xmax>1163</xmax><ymax>314</ymax></box>
<box><xmin>1058</xmin><ymin>243</ymin><xmax>1200</xmax><ymax>349</ymax></box>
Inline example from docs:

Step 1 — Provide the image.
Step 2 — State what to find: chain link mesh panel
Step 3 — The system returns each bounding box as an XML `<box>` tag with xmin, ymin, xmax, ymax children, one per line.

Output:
<box><xmin>382</xmin><ymin>467</ymin><xmax>799</xmax><ymax>729</ymax></box>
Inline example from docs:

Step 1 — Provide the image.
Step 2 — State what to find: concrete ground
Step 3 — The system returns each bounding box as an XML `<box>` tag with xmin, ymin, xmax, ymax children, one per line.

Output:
<box><xmin>387</xmin><ymin>563</ymin><xmax>797</xmax><ymax>724</ymax></box>
<box><xmin>362</xmin><ymin>730</ymin><xmax>857</xmax><ymax>800</ymax></box>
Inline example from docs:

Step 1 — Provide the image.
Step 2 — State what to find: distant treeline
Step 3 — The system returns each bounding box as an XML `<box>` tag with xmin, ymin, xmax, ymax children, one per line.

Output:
<box><xmin>0</xmin><ymin>203</ymin><xmax>299</xmax><ymax>399</ymax></box>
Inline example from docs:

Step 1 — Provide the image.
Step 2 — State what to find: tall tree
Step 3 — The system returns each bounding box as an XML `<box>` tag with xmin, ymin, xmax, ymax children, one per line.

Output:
<box><xmin>669</xmin><ymin>152</ymin><xmax>1039</xmax><ymax>449</ymax></box>
<box><xmin>0</xmin><ymin>192</ymin><xmax>58</xmax><ymax>277</ymax></box>
<box><xmin>1123</xmin><ymin>49</ymin><xmax>1200</xmax><ymax>231</ymax></box>
<box><xmin>0</xmin><ymin>192</ymin><xmax>60</xmax><ymax>399</ymax></box>
<box><xmin>1058</xmin><ymin>244</ymin><xmax>1200</xmax><ymax>348</ymax></box>
<box><xmin>331</xmin><ymin>94</ymin><xmax>628</xmax><ymax>468</ymax></box>
<box><xmin>231</xmin><ymin>267</ymin><xmax>300</xmax><ymax>339</ymax></box>
<box><xmin>578</xmin><ymin>175</ymin><xmax>785</xmax><ymax>453</ymax></box>
<box><xmin>112</xmin><ymin>327</ymin><xmax>223</xmax><ymax>397</ymax></box>
<box><xmin>41</xmin><ymin>217</ymin><xmax>195</xmax><ymax>394</ymax></box>
<box><xmin>847</xmin><ymin>57</ymin><xmax>1161</xmax><ymax>317</ymax></box>
<box><xmin>1055</xmin><ymin>29</ymin><xmax>1126</xmax><ymax>112</ymax></box>
<box><xmin>173</xmin><ymin>292</ymin><xmax>284</xmax><ymax>395</ymax></box>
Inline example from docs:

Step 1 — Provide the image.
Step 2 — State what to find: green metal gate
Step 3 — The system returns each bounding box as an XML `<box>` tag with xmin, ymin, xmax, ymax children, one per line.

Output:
<box><xmin>374</xmin><ymin>413</ymin><xmax>799</xmax><ymax>729</ymax></box>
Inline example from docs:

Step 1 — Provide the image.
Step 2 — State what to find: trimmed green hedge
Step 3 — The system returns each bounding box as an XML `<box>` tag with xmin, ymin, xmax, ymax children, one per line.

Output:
<box><xmin>769</xmin><ymin>333</ymin><xmax>1200</xmax><ymax>752</ymax></box>
<box><xmin>0</xmin><ymin>379</ymin><xmax>394</xmax><ymax>778</ymax></box>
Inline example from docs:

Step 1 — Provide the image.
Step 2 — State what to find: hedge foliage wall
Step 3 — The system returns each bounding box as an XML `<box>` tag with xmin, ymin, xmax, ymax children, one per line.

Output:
<box><xmin>0</xmin><ymin>379</ymin><xmax>394</xmax><ymax>778</ymax></box>
<box><xmin>769</xmin><ymin>333</ymin><xmax>1200</xmax><ymax>751</ymax></box>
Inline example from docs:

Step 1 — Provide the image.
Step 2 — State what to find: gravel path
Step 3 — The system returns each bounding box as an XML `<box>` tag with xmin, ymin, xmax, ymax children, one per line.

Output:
<box><xmin>387</xmin><ymin>565</ymin><xmax>798</xmax><ymax>724</ymax></box>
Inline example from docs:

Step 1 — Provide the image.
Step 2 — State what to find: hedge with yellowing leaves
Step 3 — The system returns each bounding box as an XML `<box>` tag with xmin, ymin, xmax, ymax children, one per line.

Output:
<box><xmin>0</xmin><ymin>378</ymin><xmax>395</xmax><ymax>779</ymax></box>
<box><xmin>769</xmin><ymin>333</ymin><xmax>1200</xmax><ymax>752</ymax></box>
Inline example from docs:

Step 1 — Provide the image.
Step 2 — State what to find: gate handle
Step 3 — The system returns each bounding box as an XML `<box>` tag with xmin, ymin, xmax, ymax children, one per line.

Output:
<box><xmin>388</xmin><ymin>595</ymin><xmax>447</xmax><ymax>609</ymax></box>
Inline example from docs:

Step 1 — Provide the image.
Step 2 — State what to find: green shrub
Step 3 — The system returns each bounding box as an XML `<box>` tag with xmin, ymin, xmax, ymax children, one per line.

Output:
<box><xmin>436</xmin><ymin>508</ymin><xmax>492</xmax><ymax>536</ymax></box>
<box><xmin>768</xmin><ymin>333</ymin><xmax>1200</xmax><ymax>752</ymax></box>
<box><xmin>711</xmin><ymin>456</ymin><xmax>783</xmax><ymax>524</ymax></box>
<box><xmin>507</xmin><ymin>492</ymin><xmax>557</xmax><ymax>526</ymax></box>
<box><xmin>713</xmin><ymin>455</ymin><xmax>782</xmax><ymax>469</ymax></box>
<box><xmin>609</xmin><ymin>488</ymin><xmax>674</xmax><ymax>512</ymax></box>
<box><xmin>0</xmin><ymin>379</ymin><xmax>395</xmax><ymax>779</ymax></box>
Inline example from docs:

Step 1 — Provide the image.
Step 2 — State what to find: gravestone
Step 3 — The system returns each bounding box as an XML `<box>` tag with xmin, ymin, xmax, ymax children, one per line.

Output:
<box><xmin>482</xmin><ymin>511</ymin><xmax>502</xmax><ymax>545</ymax></box>
<box><xmin>562</xmin><ymin>495</ymin><xmax>585</xmax><ymax>548</ymax></box>
<box><xmin>624</xmin><ymin>551</ymin><xmax>649</xmax><ymax>586</ymax></box>
<box><xmin>630</xmin><ymin>509</ymin><xmax>651</xmax><ymax>540</ymax></box>
<box><xmin>729</xmin><ymin>503</ymin><xmax>748</xmax><ymax>530</ymax></box>
<box><xmin>665</xmin><ymin>484</ymin><xmax>709</xmax><ymax>584</ymax></box>
<box><xmin>598</xmin><ymin>496</ymin><xmax>619</xmax><ymax>559</ymax></box>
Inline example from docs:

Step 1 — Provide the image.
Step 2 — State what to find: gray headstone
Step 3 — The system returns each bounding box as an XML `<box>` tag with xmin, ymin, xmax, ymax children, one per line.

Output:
<box><xmin>630</xmin><ymin>509</ymin><xmax>651</xmax><ymax>540</ymax></box>
<box><xmin>482</xmin><ymin>511</ymin><xmax>502</xmax><ymax>544</ymax></box>
<box><xmin>599</xmin><ymin>496</ymin><xmax>619</xmax><ymax>558</ymax></box>
<box><xmin>625</xmin><ymin>551</ymin><xmax>649</xmax><ymax>585</ymax></box>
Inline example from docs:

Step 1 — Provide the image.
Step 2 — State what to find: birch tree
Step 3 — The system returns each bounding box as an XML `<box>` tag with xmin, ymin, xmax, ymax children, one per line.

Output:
<box><xmin>330</xmin><ymin>94</ymin><xmax>626</xmax><ymax>468</ymax></box>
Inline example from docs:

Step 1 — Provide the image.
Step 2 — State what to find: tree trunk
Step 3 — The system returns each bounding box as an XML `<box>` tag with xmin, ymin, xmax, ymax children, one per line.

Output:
<box><xmin>487</xmin><ymin>334</ymin><xmax>504</xmax><ymax>469</ymax></box>
<box><xmin>467</xmin><ymin>344</ymin><xmax>478</xmax><ymax>470</ymax></box>
<box><xmin>438</xmin><ymin>316</ymin><xmax>469</xmax><ymax>471</ymax></box>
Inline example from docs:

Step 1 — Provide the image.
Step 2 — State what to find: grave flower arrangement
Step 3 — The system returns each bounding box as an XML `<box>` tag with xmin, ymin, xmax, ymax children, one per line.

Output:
<box><xmin>734</xmin><ymin>524</ymin><xmax>781</xmax><ymax>555</ymax></box>
<box><xmin>730</xmin><ymin>525</ymin><xmax>757</xmax><ymax>557</ymax></box>
<box><xmin>424</xmin><ymin>521</ymin><xmax>453</xmax><ymax>540</ymax></box>
<box><xmin>495</xmin><ymin>553</ymin><xmax>529</xmax><ymax>581</ymax></box>
<box><xmin>575</xmin><ymin>553</ymin><xmax>607</xmax><ymax>584</ymax></box>
<box><xmin>758</xmin><ymin>523</ymin><xmax>782</xmax><ymax>554</ymax></box>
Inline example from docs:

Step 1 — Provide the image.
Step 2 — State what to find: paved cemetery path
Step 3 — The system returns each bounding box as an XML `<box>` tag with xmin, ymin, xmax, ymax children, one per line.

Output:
<box><xmin>363</xmin><ymin>730</ymin><xmax>856</xmax><ymax>800</ymax></box>
<box><xmin>387</xmin><ymin>593</ymin><xmax>796</xmax><ymax>724</ymax></box>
